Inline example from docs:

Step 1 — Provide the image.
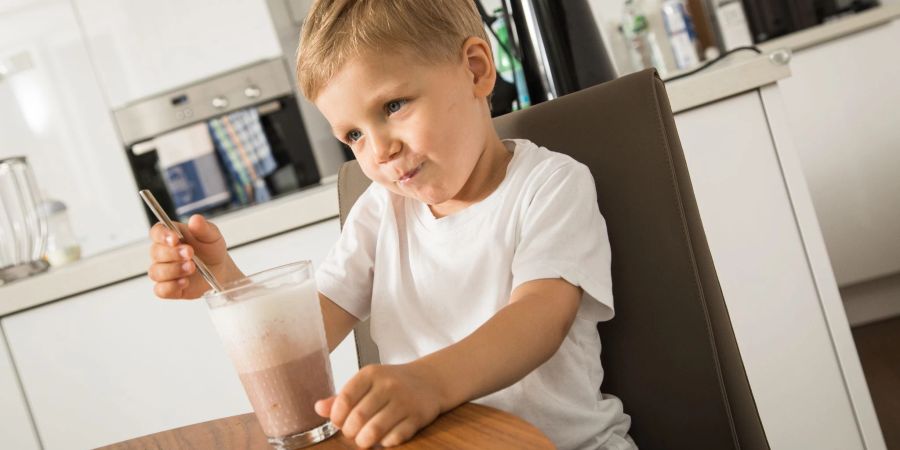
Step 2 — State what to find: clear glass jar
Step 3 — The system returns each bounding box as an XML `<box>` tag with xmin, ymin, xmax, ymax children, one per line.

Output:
<box><xmin>39</xmin><ymin>199</ymin><xmax>81</xmax><ymax>266</ymax></box>
<box><xmin>0</xmin><ymin>156</ymin><xmax>49</xmax><ymax>283</ymax></box>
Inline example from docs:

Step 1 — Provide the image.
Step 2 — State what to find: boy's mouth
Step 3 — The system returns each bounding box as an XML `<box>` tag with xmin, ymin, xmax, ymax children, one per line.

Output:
<box><xmin>396</xmin><ymin>163</ymin><xmax>423</xmax><ymax>184</ymax></box>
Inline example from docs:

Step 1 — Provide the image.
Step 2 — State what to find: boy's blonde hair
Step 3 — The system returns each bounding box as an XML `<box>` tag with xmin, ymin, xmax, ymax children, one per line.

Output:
<box><xmin>296</xmin><ymin>0</ymin><xmax>489</xmax><ymax>100</ymax></box>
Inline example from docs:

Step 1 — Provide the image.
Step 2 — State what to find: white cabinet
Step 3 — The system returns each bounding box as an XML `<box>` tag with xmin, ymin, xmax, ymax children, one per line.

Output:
<box><xmin>71</xmin><ymin>0</ymin><xmax>283</xmax><ymax>108</ymax></box>
<box><xmin>673</xmin><ymin>89</ymin><xmax>884</xmax><ymax>450</ymax></box>
<box><xmin>1</xmin><ymin>218</ymin><xmax>356</xmax><ymax>450</ymax></box>
<box><xmin>775</xmin><ymin>19</ymin><xmax>900</xmax><ymax>286</ymax></box>
<box><xmin>0</xmin><ymin>327</ymin><xmax>40</xmax><ymax>450</ymax></box>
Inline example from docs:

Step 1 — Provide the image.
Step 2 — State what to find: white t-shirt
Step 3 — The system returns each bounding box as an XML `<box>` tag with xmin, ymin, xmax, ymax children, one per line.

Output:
<box><xmin>317</xmin><ymin>139</ymin><xmax>635</xmax><ymax>450</ymax></box>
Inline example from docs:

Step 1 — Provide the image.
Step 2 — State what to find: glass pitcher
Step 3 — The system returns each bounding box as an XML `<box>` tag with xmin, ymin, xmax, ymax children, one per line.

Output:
<box><xmin>0</xmin><ymin>156</ymin><xmax>49</xmax><ymax>284</ymax></box>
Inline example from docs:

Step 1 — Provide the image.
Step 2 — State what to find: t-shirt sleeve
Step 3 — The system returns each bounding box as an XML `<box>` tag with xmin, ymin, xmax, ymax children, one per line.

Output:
<box><xmin>315</xmin><ymin>185</ymin><xmax>382</xmax><ymax>321</ymax></box>
<box><xmin>511</xmin><ymin>161</ymin><xmax>614</xmax><ymax>322</ymax></box>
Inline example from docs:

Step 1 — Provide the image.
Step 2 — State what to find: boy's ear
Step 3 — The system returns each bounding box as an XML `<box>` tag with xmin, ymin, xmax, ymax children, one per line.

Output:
<box><xmin>462</xmin><ymin>37</ymin><xmax>496</xmax><ymax>98</ymax></box>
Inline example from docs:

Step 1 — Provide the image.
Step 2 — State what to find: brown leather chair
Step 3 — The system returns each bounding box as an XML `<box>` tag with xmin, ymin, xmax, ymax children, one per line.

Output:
<box><xmin>335</xmin><ymin>69</ymin><xmax>769</xmax><ymax>450</ymax></box>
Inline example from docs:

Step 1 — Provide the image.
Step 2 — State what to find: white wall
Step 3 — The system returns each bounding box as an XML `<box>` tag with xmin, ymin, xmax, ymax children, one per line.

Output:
<box><xmin>841</xmin><ymin>273</ymin><xmax>900</xmax><ymax>326</ymax></box>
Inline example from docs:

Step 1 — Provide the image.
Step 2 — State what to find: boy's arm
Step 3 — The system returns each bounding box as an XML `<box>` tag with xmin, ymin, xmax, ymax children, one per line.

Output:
<box><xmin>321</xmin><ymin>278</ymin><xmax>581</xmax><ymax>447</ymax></box>
<box><xmin>420</xmin><ymin>277</ymin><xmax>582</xmax><ymax>408</ymax></box>
<box><xmin>319</xmin><ymin>292</ymin><xmax>360</xmax><ymax>353</ymax></box>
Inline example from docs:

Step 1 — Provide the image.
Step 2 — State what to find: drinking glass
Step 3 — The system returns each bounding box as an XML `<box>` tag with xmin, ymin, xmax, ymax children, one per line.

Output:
<box><xmin>204</xmin><ymin>261</ymin><xmax>337</xmax><ymax>449</ymax></box>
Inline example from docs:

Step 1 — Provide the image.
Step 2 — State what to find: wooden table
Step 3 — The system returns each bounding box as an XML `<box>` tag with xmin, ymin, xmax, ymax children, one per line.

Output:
<box><xmin>98</xmin><ymin>403</ymin><xmax>555</xmax><ymax>449</ymax></box>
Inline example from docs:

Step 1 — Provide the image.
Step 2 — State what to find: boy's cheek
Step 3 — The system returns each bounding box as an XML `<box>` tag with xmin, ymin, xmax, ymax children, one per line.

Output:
<box><xmin>357</xmin><ymin>163</ymin><xmax>384</xmax><ymax>184</ymax></box>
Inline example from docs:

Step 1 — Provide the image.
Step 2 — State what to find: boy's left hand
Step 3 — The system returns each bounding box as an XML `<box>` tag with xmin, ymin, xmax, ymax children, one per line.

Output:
<box><xmin>315</xmin><ymin>362</ymin><xmax>445</xmax><ymax>448</ymax></box>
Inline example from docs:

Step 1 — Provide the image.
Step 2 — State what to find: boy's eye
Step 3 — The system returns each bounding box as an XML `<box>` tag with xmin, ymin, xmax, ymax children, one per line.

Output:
<box><xmin>385</xmin><ymin>99</ymin><xmax>407</xmax><ymax>115</ymax></box>
<box><xmin>346</xmin><ymin>130</ymin><xmax>363</xmax><ymax>143</ymax></box>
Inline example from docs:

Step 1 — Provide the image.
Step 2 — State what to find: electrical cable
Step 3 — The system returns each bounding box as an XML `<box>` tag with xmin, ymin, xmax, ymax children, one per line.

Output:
<box><xmin>664</xmin><ymin>46</ymin><xmax>762</xmax><ymax>82</ymax></box>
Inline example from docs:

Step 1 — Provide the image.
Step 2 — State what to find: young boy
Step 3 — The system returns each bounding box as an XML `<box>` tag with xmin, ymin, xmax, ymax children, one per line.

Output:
<box><xmin>147</xmin><ymin>0</ymin><xmax>635</xmax><ymax>448</ymax></box>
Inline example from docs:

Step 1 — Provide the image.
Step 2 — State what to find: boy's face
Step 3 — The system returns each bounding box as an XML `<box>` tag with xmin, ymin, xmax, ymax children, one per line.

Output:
<box><xmin>314</xmin><ymin>41</ymin><xmax>501</xmax><ymax>210</ymax></box>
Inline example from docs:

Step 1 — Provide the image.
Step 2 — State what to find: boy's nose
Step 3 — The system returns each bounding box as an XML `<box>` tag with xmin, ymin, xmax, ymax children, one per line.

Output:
<box><xmin>372</xmin><ymin>134</ymin><xmax>401</xmax><ymax>164</ymax></box>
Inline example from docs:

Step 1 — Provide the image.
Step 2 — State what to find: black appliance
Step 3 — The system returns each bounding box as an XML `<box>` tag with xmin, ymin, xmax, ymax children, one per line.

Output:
<box><xmin>480</xmin><ymin>0</ymin><xmax>618</xmax><ymax>114</ymax></box>
<box><xmin>113</xmin><ymin>59</ymin><xmax>321</xmax><ymax>225</ymax></box>
<box><xmin>740</xmin><ymin>0</ymin><xmax>880</xmax><ymax>43</ymax></box>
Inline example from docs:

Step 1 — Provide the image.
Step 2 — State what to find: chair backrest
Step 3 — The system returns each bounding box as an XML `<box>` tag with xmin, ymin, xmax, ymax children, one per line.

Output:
<box><xmin>336</xmin><ymin>69</ymin><xmax>769</xmax><ymax>450</ymax></box>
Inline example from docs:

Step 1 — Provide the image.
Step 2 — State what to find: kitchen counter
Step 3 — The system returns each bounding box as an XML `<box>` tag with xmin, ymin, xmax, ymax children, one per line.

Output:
<box><xmin>664</xmin><ymin>51</ymin><xmax>791</xmax><ymax>113</ymax></box>
<box><xmin>0</xmin><ymin>53</ymin><xmax>794</xmax><ymax>318</ymax></box>
<box><xmin>759</xmin><ymin>4</ymin><xmax>900</xmax><ymax>53</ymax></box>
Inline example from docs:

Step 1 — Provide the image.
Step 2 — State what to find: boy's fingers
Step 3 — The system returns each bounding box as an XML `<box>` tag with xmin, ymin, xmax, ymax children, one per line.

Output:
<box><xmin>187</xmin><ymin>214</ymin><xmax>221</xmax><ymax>243</ymax></box>
<box><xmin>153</xmin><ymin>279</ymin><xmax>188</xmax><ymax>299</ymax></box>
<box><xmin>331</xmin><ymin>373</ymin><xmax>374</xmax><ymax>428</ymax></box>
<box><xmin>150</xmin><ymin>243</ymin><xmax>192</xmax><ymax>263</ymax></box>
<box><xmin>148</xmin><ymin>261</ymin><xmax>194</xmax><ymax>282</ymax></box>
<box><xmin>149</xmin><ymin>223</ymin><xmax>169</xmax><ymax>243</ymax></box>
<box><xmin>315</xmin><ymin>397</ymin><xmax>336</xmax><ymax>418</ymax></box>
<box><xmin>380</xmin><ymin>418</ymin><xmax>419</xmax><ymax>448</ymax></box>
<box><xmin>355</xmin><ymin>405</ymin><xmax>406</xmax><ymax>448</ymax></box>
<box><xmin>330</xmin><ymin>395</ymin><xmax>352</xmax><ymax>429</ymax></box>
<box><xmin>150</xmin><ymin>221</ymin><xmax>188</xmax><ymax>246</ymax></box>
<box><xmin>341</xmin><ymin>391</ymin><xmax>390</xmax><ymax>438</ymax></box>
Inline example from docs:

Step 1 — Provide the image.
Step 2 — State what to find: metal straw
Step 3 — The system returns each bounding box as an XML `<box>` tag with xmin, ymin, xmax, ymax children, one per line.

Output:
<box><xmin>139</xmin><ymin>190</ymin><xmax>225</xmax><ymax>292</ymax></box>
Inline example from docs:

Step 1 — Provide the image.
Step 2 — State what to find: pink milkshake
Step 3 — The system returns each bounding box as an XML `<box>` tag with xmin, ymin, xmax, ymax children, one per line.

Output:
<box><xmin>206</xmin><ymin>261</ymin><xmax>337</xmax><ymax>449</ymax></box>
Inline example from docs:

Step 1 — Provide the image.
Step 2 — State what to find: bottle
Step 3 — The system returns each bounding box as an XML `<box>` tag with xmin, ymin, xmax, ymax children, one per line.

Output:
<box><xmin>713</xmin><ymin>0</ymin><xmax>753</xmax><ymax>51</ymax></box>
<box><xmin>492</xmin><ymin>9</ymin><xmax>531</xmax><ymax>110</ymax></box>
<box><xmin>661</xmin><ymin>0</ymin><xmax>701</xmax><ymax>70</ymax></box>
<box><xmin>621</xmin><ymin>0</ymin><xmax>666</xmax><ymax>74</ymax></box>
<box><xmin>492</xmin><ymin>11</ymin><xmax>515</xmax><ymax>86</ymax></box>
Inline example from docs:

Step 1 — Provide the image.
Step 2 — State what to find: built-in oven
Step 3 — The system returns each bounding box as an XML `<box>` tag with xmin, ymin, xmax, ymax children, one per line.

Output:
<box><xmin>113</xmin><ymin>59</ymin><xmax>327</xmax><ymax>225</ymax></box>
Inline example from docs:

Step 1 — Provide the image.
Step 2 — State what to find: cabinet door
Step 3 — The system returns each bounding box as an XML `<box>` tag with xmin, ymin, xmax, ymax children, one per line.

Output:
<box><xmin>776</xmin><ymin>20</ymin><xmax>900</xmax><ymax>285</ymax></box>
<box><xmin>674</xmin><ymin>91</ymin><xmax>869</xmax><ymax>450</ymax></box>
<box><xmin>2</xmin><ymin>218</ymin><xmax>355</xmax><ymax>450</ymax></box>
<box><xmin>72</xmin><ymin>0</ymin><xmax>283</xmax><ymax>108</ymax></box>
<box><xmin>0</xmin><ymin>327</ymin><xmax>41</xmax><ymax>450</ymax></box>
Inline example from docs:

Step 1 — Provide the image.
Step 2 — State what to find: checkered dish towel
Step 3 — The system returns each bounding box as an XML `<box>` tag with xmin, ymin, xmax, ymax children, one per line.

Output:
<box><xmin>207</xmin><ymin>108</ymin><xmax>278</xmax><ymax>205</ymax></box>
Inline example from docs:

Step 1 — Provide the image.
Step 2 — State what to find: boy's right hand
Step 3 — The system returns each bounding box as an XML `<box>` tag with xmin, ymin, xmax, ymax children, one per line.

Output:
<box><xmin>148</xmin><ymin>214</ymin><xmax>239</xmax><ymax>300</ymax></box>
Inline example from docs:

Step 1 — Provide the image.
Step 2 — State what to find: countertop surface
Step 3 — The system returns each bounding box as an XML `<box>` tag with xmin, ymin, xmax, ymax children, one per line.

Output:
<box><xmin>664</xmin><ymin>50</ymin><xmax>791</xmax><ymax>113</ymax></box>
<box><xmin>11</xmin><ymin>5</ymin><xmax>898</xmax><ymax>317</ymax></box>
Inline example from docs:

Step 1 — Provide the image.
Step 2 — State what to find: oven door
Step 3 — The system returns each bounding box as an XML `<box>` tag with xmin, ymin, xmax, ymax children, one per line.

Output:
<box><xmin>125</xmin><ymin>95</ymin><xmax>320</xmax><ymax>223</ymax></box>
